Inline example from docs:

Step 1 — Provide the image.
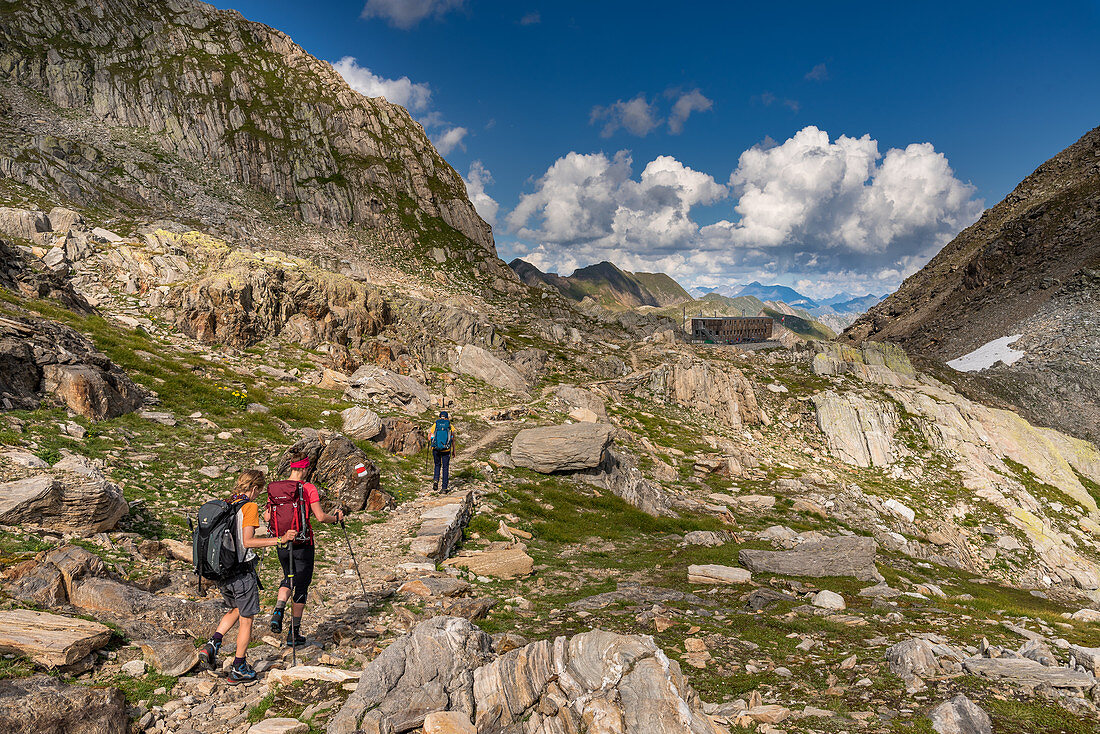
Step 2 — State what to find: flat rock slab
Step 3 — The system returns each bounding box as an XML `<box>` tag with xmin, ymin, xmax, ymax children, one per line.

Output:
<box><xmin>247</xmin><ymin>719</ymin><xmax>308</xmax><ymax>734</ymax></box>
<box><xmin>688</xmin><ymin>564</ymin><xmax>751</xmax><ymax>584</ymax></box>
<box><xmin>444</xmin><ymin>547</ymin><xmax>533</xmax><ymax>579</ymax></box>
<box><xmin>962</xmin><ymin>657</ymin><xmax>1096</xmax><ymax>688</ymax></box>
<box><xmin>266</xmin><ymin>666</ymin><xmax>361</xmax><ymax>686</ymax></box>
<box><xmin>739</xmin><ymin>536</ymin><xmax>881</xmax><ymax>581</ymax></box>
<box><xmin>410</xmin><ymin>492</ymin><xmax>473</xmax><ymax>561</ymax></box>
<box><xmin>399</xmin><ymin>577</ymin><xmax>471</xmax><ymax>598</ymax></box>
<box><xmin>424</xmin><ymin>710</ymin><xmax>475</xmax><ymax>733</ymax></box>
<box><xmin>0</xmin><ymin>609</ymin><xmax>113</xmax><ymax>668</ymax></box>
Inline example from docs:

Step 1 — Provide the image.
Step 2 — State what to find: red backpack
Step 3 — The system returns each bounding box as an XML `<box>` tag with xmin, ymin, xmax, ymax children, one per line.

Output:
<box><xmin>267</xmin><ymin>480</ymin><xmax>312</xmax><ymax>545</ymax></box>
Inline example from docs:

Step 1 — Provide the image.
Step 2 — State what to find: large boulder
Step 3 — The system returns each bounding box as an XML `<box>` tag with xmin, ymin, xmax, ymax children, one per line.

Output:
<box><xmin>48</xmin><ymin>207</ymin><xmax>85</xmax><ymax>236</ymax></box>
<box><xmin>344</xmin><ymin>365</ymin><xmax>430</xmax><ymax>415</ymax></box>
<box><xmin>454</xmin><ymin>345</ymin><xmax>530</xmax><ymax>396</ymax></box>
<box><xmin>374</xmin><ymin>417</ymin><xmax>427</xmax><ymax>455</ymax></box>
<box><xmin>0</xmin><ymin>468</ymin><xmax>128</xmax><ymax>534</ymax></box>
<box><xmin>328</xmin><ymin>616</ymin><xmax>493</xmax><ymax>734</ymax></box>
<box><xmin>340</xmin><ymin>406</ymin><xmax>382</xmax><ymax>440</ymax></box>
<box><xmin>0</xmin><ymin>675</ymin><xmax>127</xmax><ymax>734</ymax></box>
<box><xmin>551</xmin><ymin>385</ymin><xmax>608</xmax><ymax>422</ymax></box>
<box><xmin>472</xmin><ymin>628</ymin><xmax>724</xmax><ymax>734</ymax></box>
<box><xmin>581</xmin><ymin>447</ymin><xmax>674</xmax><ymax>516</ymax></box>
<box><xmin>274</xmin><ymin>431</ymin><xmax>382</xmax><ymax>511</ymax></box>
<box><xmin>0</xmin><ymin>316</ymin><xmax>141</xmax><ymax>418</ymax></box>
<box><xmin>738</xmin><ymin>536</ymin><xmax>881</xmax><ymax>581</ymax></box>
<box><xmin>0</xmin><ymin>207</ymin><xmax>51</xmax><ymax>244</ymax></box>
<box><xmin>510</xmin><ymin>423</ymin><xmax>615</xmax><ymax>474</ymax></box>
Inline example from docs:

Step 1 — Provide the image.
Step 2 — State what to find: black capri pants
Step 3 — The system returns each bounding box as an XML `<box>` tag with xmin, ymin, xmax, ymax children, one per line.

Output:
<box><xmin>277</xmin><ymin>542</ymin><xmax>315</xmax><ymax>604</ymax></box>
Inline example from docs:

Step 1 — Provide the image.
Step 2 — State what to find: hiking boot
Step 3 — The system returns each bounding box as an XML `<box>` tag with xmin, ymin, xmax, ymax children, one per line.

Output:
<box><xmin>227</xmin><ymin>660</ymin><xmax>257</xmax><ymax>685</ymax></box>
<box><xmin>197</xmin><ymin>639</ymin><xmax>221</xmax><ymax>670</ymax></box>
<box><xmin>286</xmin><ymin>626</ymin><xmax>307</xmax><ymax>647</ymax></box>
<box><xmin>432</xmin><ymin>481</ymin><xmax>439</xmax><ymax>492</ymax></box>
<box><xmin>270</xmin><ymin>607</ymin><xmax>284</xmax><ymax>634</ymax></box>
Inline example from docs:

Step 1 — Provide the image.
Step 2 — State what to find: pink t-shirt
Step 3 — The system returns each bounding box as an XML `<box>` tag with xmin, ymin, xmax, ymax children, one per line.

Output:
<box><xmin>300</xmin><ymin>482</ymin><xmax>320</xmax><ymax>543</ymax></box>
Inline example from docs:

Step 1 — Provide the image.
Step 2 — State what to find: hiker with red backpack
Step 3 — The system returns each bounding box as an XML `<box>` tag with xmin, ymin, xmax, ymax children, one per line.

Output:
<box><xmin>265</xmin><ymin>454</ymin><xmax>344</xmax><ymax>647</ymax></box>
<box><xmin>430</xmin><ymin>410</ymin><xmax>455</xmax><ymax>492</ymax></box>
<box><xmin>195</xmin><ymin>470</ymin><xmax>297</xmax><ymax>683</ymax></box>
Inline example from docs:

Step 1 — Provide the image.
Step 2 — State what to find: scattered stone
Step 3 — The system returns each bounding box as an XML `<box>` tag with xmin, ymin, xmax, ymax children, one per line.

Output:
<box><xmin>0</xmin><ymin>473</ymin><xmax>128</xmax><ymax>534</ymax></box>
<box><xmin>341</xmin><ymin>406</ymin><xmax>382</xmax><ymax>440</ymax></box>
<box><xmin>247</xmin><ymin>719</ymin><xmax>309</xmax><ymax>734</ymax></box>
<box><xmin>139</xmin><ymin>638</ymin><xmax>198</xmax><ymax>677</ymax></box>
<box><xmin>444</xmin><ymin>547</ymin><xmax>534</xmax><ymax>579</ymax></box>
<box><xmin>812</xmin><ymin>590</ymin><xmax>846</xmax><ymax>610</ymax></box>
<box><xmin>120</xmin><ymin>659</ymin><xmax>147</xmax><ymax>677</ymax></box>
<box><xmin>928</xmin><ymin>694</ymin><xmax>992</xmax><ymax>734</ymax></box>
<box><xmin>266</xmin><ymin>666</ymin><xmax>361</xmax><ymax>685</ymax></box>
<box><xmin>688</xmin><ymin>564</ymin><xmax>751</xmax><ymax>585</ymax></box>
<box><xmin>683</xmin><ymin>530</ymin><xmax>726</xmax><ymax>546</ymax></box>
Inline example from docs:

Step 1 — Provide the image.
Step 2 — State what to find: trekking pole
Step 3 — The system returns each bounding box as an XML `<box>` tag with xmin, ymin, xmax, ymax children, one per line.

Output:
<box><xmin>287</xmin><ymin>543</ymin><xmax>297</xmax><ymax>668</ymax></box>
<box><xmin>340</xmin><ymin>517</ymin><xmax>368</xmax><ymax>596</ymax></box>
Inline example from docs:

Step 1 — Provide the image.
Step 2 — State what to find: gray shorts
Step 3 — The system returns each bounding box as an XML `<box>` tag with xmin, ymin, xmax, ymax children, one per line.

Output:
<box><xmin>219</xmin><ymin>569</ymin><xmax>260</xmax><ymax>618</ymax></box>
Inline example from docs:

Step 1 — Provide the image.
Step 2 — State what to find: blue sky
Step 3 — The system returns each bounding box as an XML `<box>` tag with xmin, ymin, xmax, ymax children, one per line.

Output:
<box><xmin>216</xmin><ymin>0</ymin><xmax>1100</xmax><ymax>297</ymax></box>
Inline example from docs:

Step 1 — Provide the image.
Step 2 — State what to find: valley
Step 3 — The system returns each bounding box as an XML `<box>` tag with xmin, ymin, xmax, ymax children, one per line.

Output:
<box><xmin>0</xmin><ymin>2</ymin><xmax>1098</xmax><ymax>734</ymax></box>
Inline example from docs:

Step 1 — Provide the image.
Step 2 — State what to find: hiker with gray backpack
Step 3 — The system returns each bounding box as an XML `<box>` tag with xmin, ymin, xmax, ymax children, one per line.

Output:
<box><xmin>430</xmin><ymin>410</ymin><xmax>455</xmax><ymax>492</ymax></box>
<box><xmin>193</xmin><ymin>470</ymin><xmax>296</xmax><ymax>684</ymax></box>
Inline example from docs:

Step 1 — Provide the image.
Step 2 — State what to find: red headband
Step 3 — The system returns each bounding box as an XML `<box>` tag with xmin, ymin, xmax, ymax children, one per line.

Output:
<box><xmin>290</xmin><ymin>458</ymin><xmax>310</xmax><ymax>469</ymax></box>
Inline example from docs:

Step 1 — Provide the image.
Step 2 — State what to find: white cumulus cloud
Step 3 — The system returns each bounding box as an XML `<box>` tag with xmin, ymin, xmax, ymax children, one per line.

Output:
<box><xmin>463</xmin><ymin>161</ymin><xmax>499</xmax><ymax>227</ymax></box>
<box><xmin>432</xmin><ymin>126</ymin><xmax>468</xmax><ymax>155</ymax></box>
<box><xmin>590</xmin><ymin>95</ymin><xmax>661</xmax><ymax>138</ymax></box>
<box><xmin>361</xmin><ymin>0</ymin><xmax>464</xmax><ymax>29</ymax></box>
<box><xmin>332</xmin><ymin>57</ymin><xmax>431</xmax><ymax>112</ymax></box>
<box><xmin>668</xmin><ymin>89</ymin><xmax>714</xmax><ymax>134</ymax></box>
<box><xmin>506</xmin><ymin>151</ymin><xmax>726</xmax><ymax>273</ymax></box>
<box><xmin>507</xmin><ymin>126</ymin><xmax>983</xmax><ymax>294</ymax></box>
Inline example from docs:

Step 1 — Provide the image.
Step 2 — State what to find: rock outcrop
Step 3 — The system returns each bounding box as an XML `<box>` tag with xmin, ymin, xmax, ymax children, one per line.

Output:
<box><xmin>454</xmin><ymin>345</ymin><xmax>530</xmax><ymax>396</ymax></box>
<box><xmin>328</xmin><ymin>616</ymin><xmax>493</xmax><ymax>734</ymax></box>
<box><xmin>344</xmin><ymin>365</ymin><xmax>430</xmax><ymax>415</ymax></box>
<box><xmin>0</xmin><ymin>609</ymin><xmax>113</xmax><ymax>669</ymax></box>
<box><xmin>0</xmin><ymin>314</ymin><xmax>143</xmax><ymax>418</ymax></box>
<box><xmin>330</xmin><ymin>617</ymin><xmax>722</xmax><ymax>734</ymax></box>
<box><xmin>3</xmin><ymin>545</ymin><xmax>224</xmax><ymax>639</ymax></box>
<box><xmin>648</xmin><ymin>359</ymin><xmax>761</xmax><ymax>428</ymax></box>
<box><xmin>167</xmin><ymin>248</ymin><xmax>391</xmax><ymax>350</ymax></box>
<box><xmin>510</xmin><ymin>423</ymin><xmax>615</xmax><ymax>474</ymax></box>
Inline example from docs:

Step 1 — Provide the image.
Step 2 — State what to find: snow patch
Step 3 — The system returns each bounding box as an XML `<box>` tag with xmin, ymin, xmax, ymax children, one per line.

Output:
<box><xmin>947</xmin><ymin>335</ymin><xmax>1025</xmax><ymax>372</ymax></box>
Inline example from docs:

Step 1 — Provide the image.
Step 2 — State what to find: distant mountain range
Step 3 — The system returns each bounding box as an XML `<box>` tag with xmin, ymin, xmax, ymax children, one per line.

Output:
<box><xmin>511</xmin><ymin>259</ymin><xmax>884</xmax><ymax>336</ymax></box>
<box><xmin>509</xmin><ymin>260</ymin><xmax>692</xmax><ymax>309</ymax></box>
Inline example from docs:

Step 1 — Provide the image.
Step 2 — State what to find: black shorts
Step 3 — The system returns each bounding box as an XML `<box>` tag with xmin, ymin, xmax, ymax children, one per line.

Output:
<box><xmin>219</xmin><ymin>568</ymin><xmax>260</xmax><ymax>618</ymax></box>
<box><xmin>277</xmin><ymin>542</ymin><xmax>315</xmax><ymax>604</ymax></box>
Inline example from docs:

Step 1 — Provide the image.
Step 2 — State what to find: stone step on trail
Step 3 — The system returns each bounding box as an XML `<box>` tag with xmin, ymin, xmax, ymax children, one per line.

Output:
<box><xmin>408</xmin><ymin>491</ymin><xmax>474</xmax><ymax>561</ymax></box>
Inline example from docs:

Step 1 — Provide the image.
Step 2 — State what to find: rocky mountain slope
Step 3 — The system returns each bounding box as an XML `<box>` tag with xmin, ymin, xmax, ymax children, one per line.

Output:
<box><xmin>0</xmin><ymin>0</ymin><xmax>515</xmax><ymax>295</ymax></box>
<box><xmin>510</xmin><ymin>258</ymin><xmax>692</xmax><ymax>309</ymax></box>
<box><xmin>844</xmin><ymin>125</ymin><xmax>1100</xmax><ymax>442</ymax></box>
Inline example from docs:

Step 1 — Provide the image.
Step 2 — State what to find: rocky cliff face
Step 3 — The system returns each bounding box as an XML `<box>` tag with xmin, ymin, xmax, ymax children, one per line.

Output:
<box><xmin>843</xmin><ymin>126</ymin><xmax>1100</xmax><ymax>441</ymax></box>
<box><xmin>0</xmin><ymin>0</ymin><xmax>493</xmax><ymax>255</ymax></box>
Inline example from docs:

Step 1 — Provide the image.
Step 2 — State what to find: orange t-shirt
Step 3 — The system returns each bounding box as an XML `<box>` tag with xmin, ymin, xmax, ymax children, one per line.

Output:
<box><xmin>234</xmin><ymin>500</ymin><xmax>260</xmax><ymax>563</ymax></box>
